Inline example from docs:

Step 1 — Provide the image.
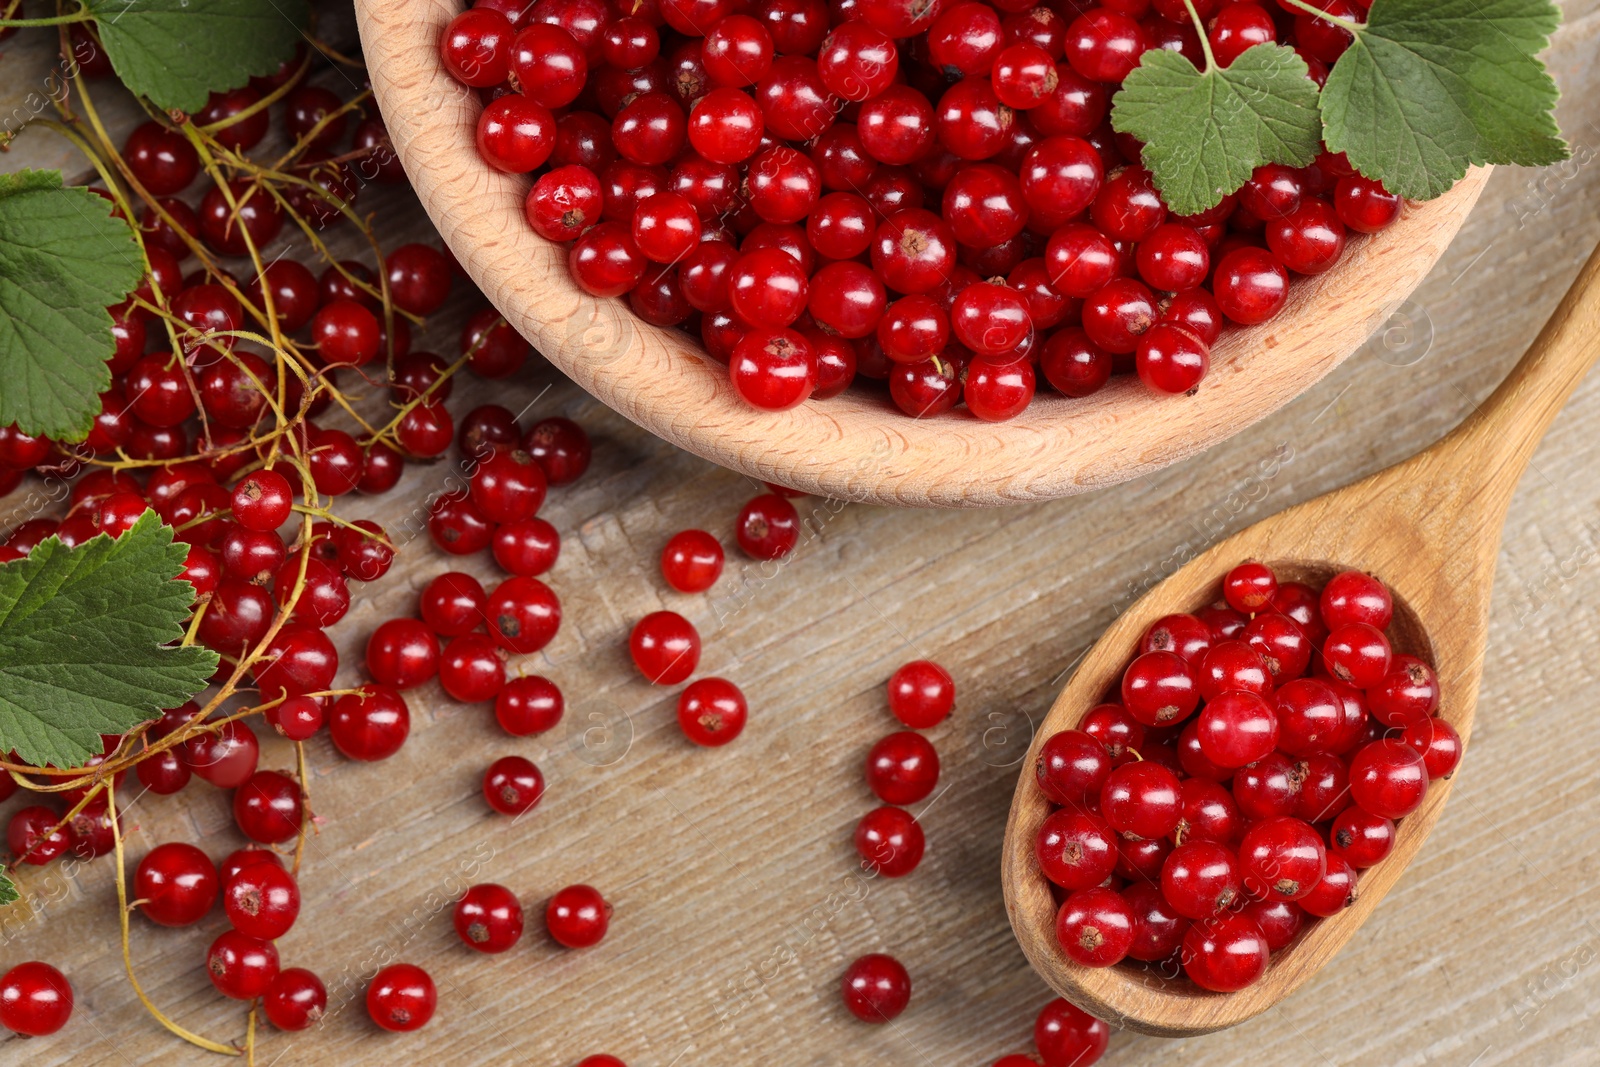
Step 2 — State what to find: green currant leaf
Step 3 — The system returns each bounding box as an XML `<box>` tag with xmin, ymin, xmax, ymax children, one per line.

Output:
<box><xmin>1112</xmin><ymin>44</ymin><xmax>1324</xmax><ymax>217</ymax></box>
<box><xmin>0</xmin><ymin>869</ymin><xmax>15</xmax><ymax>907</ymax></box>
<box><xmin>0</xmin><ymin>170</ymin><xmax>144</xmax><ymax>441</ymax></box>
<box><xmin>1320</xmin><ymin>0</ymin><xmax>1567</xmax><ymax>200</ymax></box>
<box><xmin>85</xmin><ymin>0</ymin><xmax>311</xmax><ymax>114</ymax></box>
<box><xmin>0</xmin><ymin>512</ymin><xmax>218</xmax><ymax>770</ymax></box>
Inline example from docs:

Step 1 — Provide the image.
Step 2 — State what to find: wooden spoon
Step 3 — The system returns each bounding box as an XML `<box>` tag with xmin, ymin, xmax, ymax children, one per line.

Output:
<box><xmin>355</xmin><ymin>0</ymin><xmax>1488</xmax><ymax>507</ymax></box>
<box><xmin>1001</xmin><ymin>240</ymin><xmax>1600</xmax><ymax>1036</ymax></box>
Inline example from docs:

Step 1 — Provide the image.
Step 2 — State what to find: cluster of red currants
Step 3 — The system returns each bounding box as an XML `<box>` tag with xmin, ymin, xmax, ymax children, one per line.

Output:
<box><xmin>834</xmin><ymin>660</ymin><xmax>952</xmax><ymax>1024</ymax></box>
<box><xmin>133</xmin><ymin>842</ymin><xmax>338</xmax><ymax>1028</ymax></box>
<box><xmin>0</xmin><ymin>54</ymin><xmax>599</xmax><ymax>1039</ymax></box>
<box><xmin>1034</xmin><ymin>562</ymin><xmax>1461</xmax><ymax>992</ymax></box>
<box><xmin>633</xmin><ymin>484</ymin><xmax>813</xmax><ymax>743</ymax></box>
<box><xmin>437</xmin><ymin>0</ymin><xmax>1401</xmax><ymax>419</ymax></box>
<box><xmin>360</xmin><ymin>408</ymin><xmax>592</xmax><ymax>790</ymax></box>
<box><xmin>454</xmin><ymin>882</ymin><xmax>613</xmax><ymax>953</ymax></box>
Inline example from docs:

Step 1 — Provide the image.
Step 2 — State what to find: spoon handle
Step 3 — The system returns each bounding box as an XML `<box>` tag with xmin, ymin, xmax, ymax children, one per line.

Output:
<box><xmin>1430</xmin><ymin>240</ymin><xmax>1600</xmax><ymax>509</ymax></box>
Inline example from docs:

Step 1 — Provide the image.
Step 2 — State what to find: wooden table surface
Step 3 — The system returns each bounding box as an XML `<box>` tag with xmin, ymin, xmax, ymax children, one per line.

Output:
<box><xmin>4</xmin><ymin>3</ymin><xmax>1600</xmax><ymax>1064</ymax></box>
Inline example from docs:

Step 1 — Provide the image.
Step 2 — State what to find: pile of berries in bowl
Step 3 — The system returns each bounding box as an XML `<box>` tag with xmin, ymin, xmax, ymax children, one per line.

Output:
<box><xmin>1031</xmin><ymin>563</ymin><xmax>1461</xmax><ymax>992</ymax></box>
<box><xmin>435</xmin><ymin>0</ymin><xmax>1406</xmax><ymax>421</ymax></box>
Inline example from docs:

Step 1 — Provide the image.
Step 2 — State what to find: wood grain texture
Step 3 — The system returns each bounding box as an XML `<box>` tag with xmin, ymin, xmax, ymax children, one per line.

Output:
<box><xmin>0</xmin><ymin>3</ymin><xmax>1599</xmax><ymax>1066</ymax></box>
<box><xmin>356</xmin><ymin>0</ymin><xmax>1488</xmax><ymax>508</ymax></box>
<box><xmin>1002</xmin><ymin>241</ymin><xmax>1600</xmax><ymax>1036</ymax></box>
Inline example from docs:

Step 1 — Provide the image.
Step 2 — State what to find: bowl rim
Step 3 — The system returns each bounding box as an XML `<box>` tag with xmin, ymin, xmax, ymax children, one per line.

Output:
<box><xmin>356</xmin><ymin>0</ymin><xmax>1490</xmax><ymax>508</ymax></box>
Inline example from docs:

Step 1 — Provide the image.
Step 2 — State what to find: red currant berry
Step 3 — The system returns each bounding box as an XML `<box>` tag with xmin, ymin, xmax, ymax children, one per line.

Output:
<box><xmin>419</xmin><ymin>572</ymin><xmax>488</xmax><ymax>637</ymax></box>
<box><xmin>1125</xmin><ymin>881</ymin><xmax>1190</xmax><ymax>964</ymax></box>
<box><xmin>523</xmin><ymin>417</ymin><xmax>591</xmax><ymax>485</ymax></box>
<box><xmin>512</xmin><ymin>24</ymin><xmax>589</xmax><ymax>107</ymax></box>
<box><xmin>1273</xmin><ymin>677</ymin><xmax>1344</xmax><ymax>756</ymax></box>
<box><xmin>478</xmin><ymin>94</ymin><xmax>557</xmax><ymax>172</ymax></box>
<box><xmin>335</xmin><ymin>519</ymin><xmax>395</xmax><ymax>581</ymax></box>
<box><xmin>964</xmin><ymin>357</ymin><xmax>1036</xmax><ymax>421</ymax></box>
<box><xmin>1367</xmin><ymin>654</ymin><xmax>1439</xmax><ymax>728</ymax></box>
<box><xmin>660</xmin><ymin>529</ymin><xmax>724</xmax><ymax>593</ymax></box>
<box><xmin>183</xmin><ymin>718</ymin><xmax>261</xmax><ymax>788</ymax></box>
<box><xmin>1161</xmin><ymin>840</ymin><xmax>1244</xmax><ymax>918</ymax></box>
<box><xmin>547</xmin><ymin>884</ymin><xmax>610</xmax><ymax>948</ymax></box>
<box><xmin>1136</xmin><ymin>323</ymin><xmax>1210</xmax><ymax>394</ymax></box>
<box><xmin>1207</xmin><ymin>1</ymin><xmax>1276</xmax><ymax>67</ymax></box>
<box><xmin>1196</xmin><ymin>690</ymin><xmax>1278</xmax><ymax>768</ymax></box>
<box><xmin>1330</xmin><ymin>805</ymin><xmax>1395</xmax><ymax>868</ymax></box>
<box><xmin>263</xmin><ymin>968</ymin><xmax>326</xmax><ymax>1032</ymax></box>
<box><xmin>569</xmin><ymin>221</ymin><xmax>647</xmax><ymax>296</ymax></box>
<box><xmin>1243</xmin><ymin>897</ymin><xmax>1305</xmax><ymax>951</ymax></box>
<box><xmin>702</xmin><ymin>14</ymin><xmax>772</xmax><ymax>87</ymax></box>
<box><xmin>1323</xmin><ymin>622</ymin><xmax>1392</xmax><ymax>688</ymax></box>
<box><xmin>1080</xmin><ymin>703</ymin><xmax>1145</xmax><ymax>759</ymax></box>
<box><xmin>1035</xmin><ymin>729</ymin><xmax>1112</xmax><ymax>808</ymax></box>
<box><xmin>1036</xmin><ymin>810</ymin><xmax>1117</xmax><ymax>890</ymax></box>
<box><xmin>1401</xmin><ymin>716</ymin><xmax>1462</xmax><ymax>780</ymax></box>
<box><xmin>455</xmin><ymin>883</ymin><xmax>525</xmax><ymax>953</ymax></box>
<box><xmin>1182</xmin><ymin>912</ymin><xmax>1269</xmax><ymax>991</ymax></box>
<box><xmin>854</xmin><ymin>806</ymin><xmax>925</xmax><ymax>878</ymax></box>
<box><xmin>207</xmin><ymin>930</ymin><xmax>279</xmax><ymax>1000</ymax></box>
<box><xmin>311</xmin><ymin>298</ymin><xmax>381</xmax><ymax>367</ymax></box>
<box><xmin>441</xmin><ymin>633</ymin><xmax>508</xmax><ymax>702</ymax></box>
<box><xmin>1243</xmin><ymin>612</ymin><xmax>1312</xmax><ymax>682</ymax></box>
<box><xmin>1056</xmin><ymin>886</ymin><xmax>1135</xmax><ymax>967</ymax></box>
<box><xmin>440</xmin><ymin>7</ymin><xmax>514</xmax><ymax>87</ymax></box>
<box><xmin>1223</xmin><ymin>561</ymin><xmax>1277</xmax><ymax>612</ymax></box>
<box><xmin>1214</xmin><ymin>246</ymin><xmax>1290</xmax><ymax>325</ymax></box>
<box><xmin>223</xmin><ymin>860</ymin><xmax>300</xmax><ymax>940</ymax></box>
<box><xmin>1334</xmin><ymin>175</ymin><xmax>1401</xmax><ymax>234</ymax></box>
<box><xmin>1300</xmin><ymin>853</ymin><xmax>1358</xmax><ymax>918</ymax></box>
<box><xmin>1121</xmin><ymin>650</ymin><xmax>1200</xmax><ymax>727</ymax></box>
<box><xmin>1240</xmin><ymin>814</ymin><xmax>1326</xmax><ymax>902</ymax></box>
<box><xmin>1267</xmin><ymin>197</ymin><xmax>1346</xmax><ymax>275</ymax></box>
<box><xmin>1348</xmin><ymin>737</ymin><xmax>1428</xmax><ymax>819</ymax></box>
<box><xmin>1294</xmin><ymin>751</ymin><xmax>1353</xmax><ymax>823</ymax></box>
<box><xmin>134</xmin><ymin>842</ymin><xmax>219</xmax><ymax>927</ymax></box>
<box><xmin>1320</xmin><ymin>570</ymin><xmax>1393</xmax><ymax>629</ymax></box>
<box><xmin>472</xmin><ymin>449</ymin><xmax>548</xmax><ymax>524</ymax></box>
<box><xmin>677</xmin><ymin>677</ymin><xmax>748</xmax><ymax>746</ymax></box>
<box><xmin>865</xmin><ymin>731</ymin><xmax>940</xmax><ymax>805</ymax></box>
<box><xmin>735</xmin><ymin>493</ymin><xmax>799</xmax><ymax>560</ymax></box>
<box><xmin>840</xmin><ymin>953</ymin><xmax>911</xmax><ymax>1023</ymax></box>
<box><xmin>629</xmin><ymin>610</ymin><xmax>700</xmax><ymax>684</ymax></box>
<box><xmin>486</xmin><ymin>576</ymin><xmax>561</xmax><ymax>654</ymax></box>
<box><xmin>0</xmin><ymin>962</ymin><xmax>72</xmax><ymax>1036</ymax></box>
<box><xmin>1176</xmin><ymin>776</ymin><xmax>1244</xmax><ymax>845</ymax></box>
<box><xmin>329</xmin><ymin>686</ymin><xmax>411</xmax><ymax>761</ymax></box>
<box><xmin>1196</xmin><ymin>639</ymin><xmax>1273</xmax><ymax>700</ymax></box>
<box><xmin>886</xmin><ymin>660</ymin><xmax>954</xmax><ymax>729</ymax></box>
<box><xmin>1100</xmin><ymin>761</ymin><xmax>1181</xmax><ymax>839</ymax></box>
<box><xmin>367</xmin><ymin>618</ymin><xmax>440</xmax><ymax>690</ymax></box>
<box><xmin>1239</xmin><ymin>163</ymin><xmax>1304</xmax><ymax>220</ymax></box>
<box><xmin>496</xmin><ymin>676</ymin><xmax>564</xmax><ymax>735</ymax></box>
<box><xmin>483</xmin><ymin>755</ymin><xmax>544</xmax><ymax>815</ymax></box>
<box><xmin>367</xmin><ymin>963</ymin><xmax>436</xmax><ymax>1032</ymax></box>
<box><xmin>1035</xmin><ymin>999</ymin><xmax>1110</xmax><ymax>1067</ymax></box>
<box><xmin>233</xmin><ymin>770</ymin><xmax>304</xmax><ymax>844</ymax></box>
<box><xmin>731</xmin><ymin>328</ymin><xmax>818</xmax><ymax>410</ymax></box>
<box><xmin>1141</xmin><ymin>613</ymin><xmax>1213</xmax><ymax>665</ymax></box>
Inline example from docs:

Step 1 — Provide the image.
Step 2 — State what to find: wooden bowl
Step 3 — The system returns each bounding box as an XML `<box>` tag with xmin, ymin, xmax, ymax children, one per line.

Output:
<box><xmin>355</xmin><ymin>0</ymin><xmax>1490</xmax><ymax>507</ymax></box>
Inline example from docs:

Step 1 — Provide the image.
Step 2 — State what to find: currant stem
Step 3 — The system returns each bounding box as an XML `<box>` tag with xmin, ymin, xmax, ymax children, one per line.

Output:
<box><xmin>107</xmin><ymin>780</ymin><xmax>242</xmax><ymax>1057</ymax></box>
<box><xmin>0</xmin><ymin>10</ymin><xmax>91</xmax><ymax>26</ymax></box>
<box><xmin>1277</xmin><ymin>0</ymin><xmax>1364</xmax><ymax>34</ymax></box>
<box><xmin>1181</xmin><ymin>0</ymin><xmax>1219</xmax><ymax>72</ymax></box>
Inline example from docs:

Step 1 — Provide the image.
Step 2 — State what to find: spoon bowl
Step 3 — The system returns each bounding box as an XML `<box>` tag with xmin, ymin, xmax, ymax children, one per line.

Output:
<box><xmin>355</xmin><ymin>0</ymin><xmax>1489</xmax><ymax>507</ymax></box>
<box><xmin>1001</xmin><ymin>242</ymin><xmax>1600</xmax><ymax>1034</ymax></box>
